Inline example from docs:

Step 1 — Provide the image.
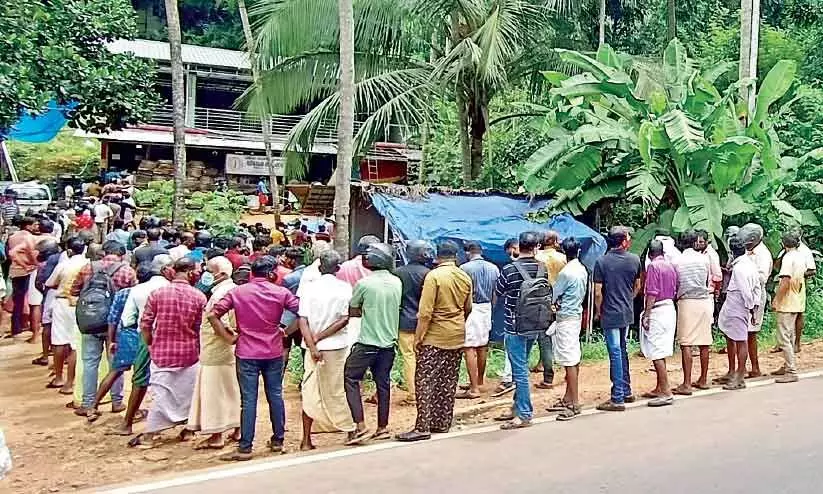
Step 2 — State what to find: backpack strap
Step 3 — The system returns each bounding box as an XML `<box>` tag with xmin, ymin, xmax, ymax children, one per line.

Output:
<box><xmin>513</xmin><ymin>261</ymin><xmax>534</xmax><ymax>281</ymax></box>
<box><xmin>536</xmin><ymin>263</ymin><xmax>547</xmax><ymax>279</ymax></box>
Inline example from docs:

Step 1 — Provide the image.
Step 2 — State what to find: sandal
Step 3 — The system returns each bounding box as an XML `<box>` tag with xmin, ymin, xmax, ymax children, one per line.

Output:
<box><xmin>372</xmin><ymin>430</ymin><xmax>391</xmax><ymax>441</ymax></box>
<box><xmin>691</xmin><ymin>382</ymin><xmax>711</xmax><ymax>390</ymax></box>
<box><xmin>712</xmin><ymin>375</ymin><xmax>731</xmax><ymax>385</ymax></box>
<box><xmin>722</xmin><ymin>380</ymin><xmax>746</xmax><ymax>391</ymax></box>
<box><xmin>672</xmin><ymin>385</ymin><xmax>693</xmax><ymax>396</ymax></box>
<box><xmin>494</xmin><ymin>411</ymin><xmax>515</xmax><ymax>422</ymax></box>
<box><xmin>86</xmin><ymin>409</ymin><xmax>103</xmax><ymax>423</ymax></box>
<box><xmin>32</xmin><ymin>356</ymin><xmax>49</xmax><ymax>366</ymax></box>
<box><xmin>194</xmin><ymin>438</ymin><xmax>225</xmax><ymax>450</ymax></box>
<box><xmin>556</xmin><ymin>405</ymin><xmax>582</xmax><ymax>421</ymax></box>
<box><xmin>45</xmin><ymin>380</ymin><xmax>63</xmax><ymax>389</ymax></box>
<box><xmin>640</xmin><ymin>391</ymin><xmax>661</xmax><ymax>399</ymax></box>
<box><xmin>127</xmin><ymin>434</ymin><xmax>157</xmax><ymax>449</ymax></box>
<box><xmin>500</xmin><ymin>418</ymin><xmax>532</xmax><ymax>430</ymax></box>
<box><xmin>546</xmin><ymin>399</ymin><xmax>571</xmax><ymax>412</ymax></box>
<box><xmin>455</xmin><ymin>390</ymin><xmax>480</xmax><ymax>400</ymax></box>
<box><xmin>344</xmin><ymin>429</ymin><xmax>373</xmax><ymax>446</ymax></box>
<box><xmin>534</xmin><ymin>382</ymin><xmax>553</xmax><ymax>390</ymax></box>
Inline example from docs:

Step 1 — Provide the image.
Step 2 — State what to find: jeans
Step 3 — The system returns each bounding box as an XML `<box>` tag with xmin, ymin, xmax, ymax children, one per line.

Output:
<box><xmin>604</xmin><ymin>327</ymin><xmax>632</xmax><ymax>404</ymax></box>
<box><xmin>344</xmin><ymin>343</ymin><xmax>395</xmax><ymax>428</ymax></box>
<box><xmin>504</xmin><ymin>333</ymin><xmax>537</xmax><ymax>421</ymax></box>
<box><xmin>236</xmin><ymin>356</ymin><xmax>285</xmax><ymax>452</ymax></box>
<box><xmin>81</xmin><ymin>333</ymin><xmax>124</xmax><ymax>407</ymax></box>
<box><xmin>11</xmin><ymin>275</ymin><xmax>29</xmax><ymax>335</ymax></box>
<box><xmin>536</xmin><ymin>333</ymin><xmax>555</xmax><ymax>384</ymax></box>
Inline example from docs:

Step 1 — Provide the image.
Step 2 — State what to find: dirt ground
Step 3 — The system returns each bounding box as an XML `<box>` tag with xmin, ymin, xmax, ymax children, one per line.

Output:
<box><xmin>2</xmin><ymin>337</ymin><xmax>823</xmax><ymax>494</ymax></box>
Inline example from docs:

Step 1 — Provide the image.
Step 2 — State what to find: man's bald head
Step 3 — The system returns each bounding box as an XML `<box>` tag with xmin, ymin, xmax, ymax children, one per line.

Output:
<box><xmin>207</xmin><ymin>256</ymin><xmax>233</xmax><ymax>278</ymax></box>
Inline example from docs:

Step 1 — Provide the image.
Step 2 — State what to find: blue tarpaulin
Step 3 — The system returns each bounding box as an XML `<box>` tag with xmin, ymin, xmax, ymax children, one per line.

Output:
<box><xmin>1</xmin><ymin>101</ymin><xmax>74</xmax><ymax>143</ymax></box>
<box><xmin>370</xmin><ymin>192</ymin><xmax>606</xmax><ymax>343</ymax></box>
<box><xmin>370</xmin><ymin>192</ymin><xmax>606</xmax><ymax>269</ymax></box>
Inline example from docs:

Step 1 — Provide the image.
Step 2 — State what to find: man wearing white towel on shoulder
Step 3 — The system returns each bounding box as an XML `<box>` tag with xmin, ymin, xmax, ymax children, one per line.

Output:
<box><xmin>640</xmin><ymin>239</ymin><xmax>678</xmax><ymax>407</ymax></box>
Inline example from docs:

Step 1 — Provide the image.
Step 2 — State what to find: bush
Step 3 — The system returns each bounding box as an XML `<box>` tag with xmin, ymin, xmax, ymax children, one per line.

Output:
<box><xmin>7</xmin><ymin>133</ymin><xmax>99</xmax><ymax>182</ymax></box>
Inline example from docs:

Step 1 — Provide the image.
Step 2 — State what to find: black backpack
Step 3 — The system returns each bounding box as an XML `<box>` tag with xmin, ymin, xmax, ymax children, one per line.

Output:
<box><xmin>76</xmin><ymin>261</ymin><xmax>125</xmax><ymax>335</ymax></box>
<box><xmin>513</xmin><ymin>262</ymin><xmax>554</xmax><ymax>333</ymax></box>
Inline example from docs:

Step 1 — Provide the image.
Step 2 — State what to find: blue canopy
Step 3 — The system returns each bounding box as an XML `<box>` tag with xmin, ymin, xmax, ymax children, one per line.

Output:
<box><xmin>1</xmin><ymin>101</ymin><xmax>74</xmax><ymax>143</ymax></box>
<box><xmin>370</xmin><ymin>192</ymin><xmax>606</xmax><ymax>269</ymax></box>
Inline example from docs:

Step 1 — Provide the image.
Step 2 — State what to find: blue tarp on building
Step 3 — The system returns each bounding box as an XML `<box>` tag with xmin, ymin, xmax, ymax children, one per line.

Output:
<box><xmin>1</xmin><ymin>101</ymin><xmax>74</xmax><ymax>143</ymax></box>
<box><xmin>370</xmin><ymin>192</ymin><xmax>606</xmax><ymax>269</ymax></box>
<box><xmin>369</xmin><ymin>192</ymin><xmax>606</xmax><ymax>343</ymax></box>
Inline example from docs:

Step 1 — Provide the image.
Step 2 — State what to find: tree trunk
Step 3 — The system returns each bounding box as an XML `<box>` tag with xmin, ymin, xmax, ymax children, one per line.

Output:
<box><xmin>334</xmin><ymin>0</ymin><xmax>355</xmax><ymax>256</ymax></box>
<box><xmin>237</xmin><ymin>0</ymin><xmax>281</xmax><ymax>223</ymax></box>
<box><xmin>468</xmin><ymin>92</ymin><xmax>487</xmax><ymax>181</ymax></box>
<box><xmin>456</xmin><ymin>88</ymin><xmax>472</xmax><ymax>186</ymax></box>
<box><xmin>666</xmin><ymin>0</ymin><xmax>676</xmax><ymax>41</ymax></box>
<box><xmin>164</xmin><ymin>0</ymin><xmax>186</xmax><ymax>222</ymax></box>
<box><xmin>739</xmin><ymin>0</ymin><xmax>760</xmax><ymax>123</ymax></box>
<box><xmin>598</xmin><ymin>0</ymin><xmax>606</xmax><ymax>47</ymax></box>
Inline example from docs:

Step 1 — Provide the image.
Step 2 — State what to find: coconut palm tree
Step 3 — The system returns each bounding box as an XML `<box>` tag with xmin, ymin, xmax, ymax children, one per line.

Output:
<box><xmin>164</xmin><ymin>0</ymin><xmax>186</xmax><ymax>221</ymax></box>
<box><xmin>334</xmin><ymin>0</ymin><xmax>355</xmax><ymax>254</ymax></box>
<box><xmin>247</xmin><ymin>0</ymin><xmax>556</xmax><ymax>186</ymax></box>
<box><xmin>237</xmin><ymin>0</ymin><xmax>281</xmax><ymax>222</ymax></box>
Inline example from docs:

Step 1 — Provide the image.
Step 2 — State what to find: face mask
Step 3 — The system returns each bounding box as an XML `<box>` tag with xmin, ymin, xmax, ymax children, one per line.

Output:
<box><xmin>195</xmin><ymin>271</ymin><xmax>215</xmax><ymax>294</ymax></box>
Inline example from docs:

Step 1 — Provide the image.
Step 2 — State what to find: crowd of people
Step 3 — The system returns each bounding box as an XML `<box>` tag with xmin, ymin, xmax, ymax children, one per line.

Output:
<box><xmin>0</xmin><ymin>197</ymin><xmax>814</xmax><ymax>460</ymax></box>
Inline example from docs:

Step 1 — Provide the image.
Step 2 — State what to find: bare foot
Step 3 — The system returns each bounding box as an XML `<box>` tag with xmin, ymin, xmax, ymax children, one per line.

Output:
<box><xmin>299</xmin><ymin>442</ymin><xmax>316</xmax><ymax>451</ymax></box>
<box><xmin>106</xmin><ymin>423</ymin><xmax>133</xmax><ymax>436</ymax></box>
<box><xmin>746</xmin><ymin>371</ymin><xmax>762</xmax><ymax>379</ymax></box>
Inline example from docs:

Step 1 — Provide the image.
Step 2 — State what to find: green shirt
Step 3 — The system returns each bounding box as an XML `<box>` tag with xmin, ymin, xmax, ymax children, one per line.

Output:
<box><xmin>350</xmin><ymin>270</ymin><xmax>402</xmax><ymax>348</ymax></box>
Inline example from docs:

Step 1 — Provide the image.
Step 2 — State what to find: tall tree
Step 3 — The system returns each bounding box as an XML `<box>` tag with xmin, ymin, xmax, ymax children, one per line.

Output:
<box><xmin>164</xmin><ymin>0</ymin><xmax>187</xmax><ymax>222</ymax></box>
<box><xmin>598</xmin><ymin>0</ymin><xmax>607</xmax><ymax>46</ymax></box>
<box><xmin>739</xmin><ymin>0</ymin><xmax>761</xmax><ymax>121</ymax></box>
<box><xmin>237</xmin><ymin>0</ymin><xmax>281</xmax><ymax>222</ymax></box>
<box><xmin>334</xmin><ymin>0</ymin><xmax>355</xmax><ymax>255</ymax></box>
<box><xmin>666</xmin><ymin>0</ymin><xmax>676</xmax><ymax>41</ymax></box>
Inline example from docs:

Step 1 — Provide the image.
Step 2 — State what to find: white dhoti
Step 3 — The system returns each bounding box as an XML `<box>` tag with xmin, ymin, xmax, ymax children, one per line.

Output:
<box><xmin>749</xmin><ymin>282</ymin><xmax>768</xmax><ymax>332</ymax></box>
<box><xmin>146</xmin><ymin>363</ymin><xmax>199</xmax><ymax>433</ymax></box>
<box><xmin>51</xmin><ymin>298</ymin><xmax>79</xmax><ymax>349</ymax></box>
<box><xmin>186</xmin><ymin>364</ymin><xmax>240</xmax><ymax>435</ymax></box>
<box><xmin>464</xmin><ymin>302</ymin><xmax>492</xmax><ymax>348</ymax></box>
<box><xmin>27</xmin><ymin>271</ymin><xmax>43</xmax><ymax>306</ymax></box>
<box><xmin>640</xmin><ymin>300</ymin><xmax>676</xmax><ymax>360</ymax></box>
<box><xmin>302</xmin><ymin>348</ymin><xmax>355</xmax><ymax>433</ymax></box>
<box><xmin>42</xmin><ymin>289</ymin><xmax>57</xmax><ymax>324</ymax></box>
<box><xmin>551</xmin><ymin>317</ymin><xmax>582</xmax><ymax>367</ymax></box>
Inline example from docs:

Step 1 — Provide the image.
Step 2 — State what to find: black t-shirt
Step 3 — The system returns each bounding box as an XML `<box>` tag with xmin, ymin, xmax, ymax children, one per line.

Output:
<box><xmin>593</xmin><ymin>248</ymin><xmax>641</xmax><ymax>329</ymax></box>
<box><xmin>395</xmin><ymin>262</ymin><xmax>430</xmax><ymax>331</ymax></box>
<box><xmin>133</xmin><ymin>244</ymin><xmax>169</xmax><ymax>267</ymax></box>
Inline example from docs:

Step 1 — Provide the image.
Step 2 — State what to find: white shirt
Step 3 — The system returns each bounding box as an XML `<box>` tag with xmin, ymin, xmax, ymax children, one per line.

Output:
<box><xmin>168</xmin><ymin>244</ymin><xmax>191</xmax><ymax>261</ymax></box>
<box><xmin>120</xmin><ymin>275</ymin><xmax>170</xmax><ymax>328</ymax></box>
<box><xmin>93</xmin><ymin>203</ymin><xmax>112</xmax><ymax>224</ymax></box>
<box><xmin>64</xmin><ymin>185</ymin><xmax>74</xmax><ymax>199</ymax></box>
<box><xmin>298</xmin><ymin>274</ymin><xmax>352</xmax><ymax>351</ymax></box>
<box><xmin>296</xmin><ymin>259</ymin><xmax>322</xmax><ymax>299</ymax></box>
<box><xmin>45</xmin><ymin>254</ymin><xmax>89</xmax><ymax>290</ymax></box>
<box><xmin>749</xmin><ymin>242</ymin><xmax>773</xmax><ymax>285</ymax></box>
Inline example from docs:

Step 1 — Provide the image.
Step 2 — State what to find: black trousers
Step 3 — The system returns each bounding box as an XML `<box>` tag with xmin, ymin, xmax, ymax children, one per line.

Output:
<box><xmin>344</xmin><ymin>343</ymin><xmax>395</xmax><ymax>428</ymax></box>
<box><xmin>11</xmin><ymin>275</ymin><xmax>30</xmax><ymax>335</ymax></box>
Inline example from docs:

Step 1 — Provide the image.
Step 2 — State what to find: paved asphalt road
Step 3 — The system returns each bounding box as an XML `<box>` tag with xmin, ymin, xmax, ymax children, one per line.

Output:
<box><xmin>109</xmin><ymin>376</ymin><xmax>823</xmax><ymax>494</ymax></box>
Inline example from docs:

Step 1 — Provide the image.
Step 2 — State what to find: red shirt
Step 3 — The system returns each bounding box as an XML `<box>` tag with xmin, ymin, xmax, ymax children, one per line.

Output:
<box><xmin>225</xmin><ymin>249</ymin><xmax>246</xmax><ymax>269</ymax></box>
<box><xmin>140</xmin><ymin>279</ymin><xmax>207</xmax><ymax>368</ymax></box>
<box><xmin>75</xmin><ymin>215</ymin><xmax>94</xmax><ymax>230</ymax></box>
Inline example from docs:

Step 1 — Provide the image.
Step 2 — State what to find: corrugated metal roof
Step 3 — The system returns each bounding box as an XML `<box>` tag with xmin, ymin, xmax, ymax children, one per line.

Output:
<box><xmin>107</xmin><ymin>39</ymin><xmax>250</xmax><ymax>70</ymax></box>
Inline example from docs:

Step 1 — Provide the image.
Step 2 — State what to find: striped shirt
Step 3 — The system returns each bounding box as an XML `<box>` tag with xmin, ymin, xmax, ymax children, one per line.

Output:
<box><xmin>461</xmin><ymin>256</ymin><xmax>500</xmax><ymax>304</ymax></box>
<box><xmin>495</xmin><ymin>257</ymin><xmax>546</xmax><ymax>334</ymax></box>
<box><xmin>674</xmin><ymin>248</ymin><xmax>711</xmax><ymax>300</ymax></box>
<box><xmin>0</xmin><ymin>201</ymin><xmax>18</xmax><ymax>224</ymax></box>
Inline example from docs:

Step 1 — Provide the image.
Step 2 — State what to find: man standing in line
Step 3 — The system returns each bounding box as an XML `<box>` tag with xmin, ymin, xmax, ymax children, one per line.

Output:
<box><xmin>771</xmin><ymin>230</ymin><xmax>816</xmax><ymax>355</ymax></box>
<box><xmin>547</xmin><ymin>237</ymin><xmax>589</xmax><ymax>420</ymax></box>
<box><xmin>493</xmin><ymin>232</ymin><xmax>551</xmax><ymax>428</ymax></box>
<box><xmin>672</xmin><ymin>230</ymin><xmax>714</xmax><ymax>396</ymax></box>
<box><xmin>594</xmin><ymin>226</ymin><xmax>641</xmax><ymax>412</ymax></box>
<box><xmin>771</xmin><ymin>232</ymin><xmax>807</xmax><ymax>383</ymax></box>
<box><xmin>168</xmin><ymin>232</ymin><xmax>195</xmax><ymax>261</ymax></box>
<box><xmin>93</xmin><ymin>198</ymin><xmax>113</xmax><ymax>243</ymax></box>
<box><xmin>492</xmin><ymin>238</ymin><xmax>520</xmax><ymax>397</ymax></box>
<box><xmin>394</xmin><ymin>240</ymin><xmax>433</xmax><ymax>404</ymax></box>
<box><xmin>187</xmin><ymin>256</ymin><xmax>241</xmax><ymax>450</ymax></box>
<box><xmin>397</xmin><ymin>241</ymin><xmax>472</xmax><ymax>441</ymax></box>
<box><xmin>717</xmin><ymin>235</ymin><xmax>761</xmax><ymax>391</ymax></box>
<box><xmin>132</xmin><ymin>258</ymin><xmax>207</xmax><ymax>447</ymax></box>
<box><xmin>108</xmin><ymin>255</ymin><xmax>174</xmax><ymax>436</ymax></box>
<box><xmin>209</xmin><ymin>256</ymin><xmax>299</xmax><ymax>461</ymax></box>
<box><xmin>132</xmin><ymin>228</ymin><xmax>169</xmax><ymax>268</ymax></box>
<box><xmin>343</xmin><ymin>243</ymin><xmax>401</xmax><ymax>445</ymax></box>
<box><xmin>71</xmin><ymin>240</ymin><xmax>137</xmax><ymax>417</ymax></box>
<box><xmin>638</xmin><ymin>240</ymin><xmax>677</xmax><ymax>407</ymax></box>
<box><xmin>457</xmin><ymin>241</ymin><xmax>498</xmax><ymax>399</ymax></box>
<box><xmin>740</xmin><ymin>224</ymin><xmax>772</xmax><ymax>378</ymax></box>
<box><xmin>532</xmin><ymin>231</ymin><xmax>566</xmax><ymax>388</ymax></box>
<box><xmin>8</xmin><ymin>217</ymin><xmax>39</xmax><ymax>338</ymax></box>
<box><xmin>297</xmin><ymin>251</ymin><xmax>355</xmax><ymax>451</ymax></box>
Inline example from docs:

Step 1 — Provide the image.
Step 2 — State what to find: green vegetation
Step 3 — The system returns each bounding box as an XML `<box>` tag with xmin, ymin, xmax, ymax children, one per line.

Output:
<box><xmin>7</xmin><ymin>133</ymin><xmax>99</xmax><ymax>182</ymax></box>
<box><xmin>1</xmin><ymin>0</ymin><xmax>159</xmax><ymax>134</ymax></box>
<box><xmin>134</xmin><ymin>180</ymin><xmax>246</xmax><ymax>235</ymax></box>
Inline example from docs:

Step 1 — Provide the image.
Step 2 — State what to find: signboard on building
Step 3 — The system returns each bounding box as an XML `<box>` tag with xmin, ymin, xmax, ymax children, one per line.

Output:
<box><xmin>225</xmin><ymin>154</ymin><xmax>284</xmax><ymax>176</ymax></box>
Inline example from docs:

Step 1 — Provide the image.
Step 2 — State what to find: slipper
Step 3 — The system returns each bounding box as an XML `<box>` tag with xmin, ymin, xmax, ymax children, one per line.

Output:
<box><xmin>556</xmin><ymin>405</ymin><xmax>582</xmax><ymax>421</ymax></box>
<box><xmin>372</xmin><ymin>430</ymin><xmax>391</xmax><ymax>441</ymax></box>
<box><xmin>32</xmin><ymin>356</ymin><xmax>49</xmax><ymax>366</ymax></box>
<box><xmin>534</xmin><ymin>382</ymin><xmax>553</xmax><ymax>390</ymax></box>
<box><xmin>65</xmin><ymin>401</ymin><xmax>77</xmax><ymax>409</ymax></box>
<box><xmin>640</xmin><ymin>391</ymin><xmax>661</xmax><ymax>399</ymax></box>
<box><xmin>500</xmin><ymin>418</ymin><xmax>531</xmax><ymax>430</ymax></box>
<box><xmin>546</xmin><ymin>399</ymin><xmax>571</xmax><ymax>412</ymax></box>
<box><xmin>194</xmin><ymin>439</ymin><xmax>225</xmax><ymax>450</ymax></box>
<box><xmin>745</xmin><ymin>371</ymin><xmax>763</xmax><ymax>379</ymax></box>
<box><xmin>58</xmin><ymin>388</ymin><xmax>74</xmax><ymax>395</ymax></box>
<box><xmin>458</xmin><ymin>383</ymin><xmax>471</xmax><ymax>391</ymax></box>
<box><xmin>712</xmin><ymin>375</ymin><xmax>731</xmax><ymax>385</ymax></box>
<box><xmin>344</xmin><ymin>429</ymin><xmax>374</xmax><ymax>446</ymax></box>
<box><xmin>395</xmin><ymin>431</ymin><xmax>431</xmax><ymax>442</ymax></box>
<box><xmin>722</xmin><ymin>381</ymin><xmax>746</xmax><ymax>391</ymax></box>
<box><xmin>455</xmin><ymin>391</ymin><xmax>480</xmax><ymax>400</ymax></box>
<box><xmin>648</xmin><ymin>396</ymin><xmax>674</xmax><ymax>407</ymax></box>
<box><xmin>127</xmin><ymin>434</ymin><xmax>152</xmax><ymax>449</ymax></box>
<box><xmin>86</xmin><ymin>409</ymin><xmax>103</xmax><ymax>423</ymax></box>
<box><xmin>691</xmin><ymin>382</ymin><xmax>711</xmax><ymax>390</ymax></box>
<box><xmin>672</xmin><ymin>386</ymin><xmax>693</xmax><ymax>396</ymax></box>
<box><xmin>491</xmin><ymin>383</ymin><xmax>515</xmax><ymax>398</ymax></box>
<box><xmin>45</xmin><ymin>380</ymin><xmax>63</xmax><ymax>389</ymax></box>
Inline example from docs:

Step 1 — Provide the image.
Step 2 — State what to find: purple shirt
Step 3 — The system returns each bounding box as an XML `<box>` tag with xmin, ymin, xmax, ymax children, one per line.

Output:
<box><xmin>211</xmin><ymin>276</ymin><xmax>299</xmax><ymax>360</ymax></box>
<box><xmin>645</xmin><ymin>257</ymin><xmax>678</xmax><ymax>302</ymax></box>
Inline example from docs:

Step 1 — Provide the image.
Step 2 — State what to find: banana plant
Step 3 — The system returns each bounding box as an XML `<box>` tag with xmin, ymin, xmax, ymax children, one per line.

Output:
<box><xmin>518</xmin><ymin>39</ymin><xmax>821</xmax><ymax>253</ymax></box>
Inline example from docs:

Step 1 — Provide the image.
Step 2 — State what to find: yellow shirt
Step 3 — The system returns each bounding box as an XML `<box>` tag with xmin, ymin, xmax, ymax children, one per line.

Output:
<box><xmin>418</xmin><ymin>262</ymin><xmax>473</xmax><ymax>350</ymax></box>
<box><xmin>199</xmin><ymin>279</ymin><xmax>237</xmax><ymax>366</ymax></box>
<box><xmin>536</xmin><ymin>247</ymin><xmax>567</xmax><ymax>285</ymax></box>
<box><xmin>774</xmin><ymin>249</ymin><xmax>806</xmax><ymax>313</ymax></box>
<box><xmin>270</xmin><ymin>229</ymin><xmax>286</xmax><ymax>246</ymax></box>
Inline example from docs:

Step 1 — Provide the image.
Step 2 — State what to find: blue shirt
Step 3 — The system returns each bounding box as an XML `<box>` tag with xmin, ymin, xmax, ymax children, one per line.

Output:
<box><xmin>552</xmin><ymin>258</ymin><xmax>588</xmax><ymax>320</ymax></box>
<box><xmin>106</xmin><ymin>229</ymin><xmax>131</xmax><ymax>247</ymax></box>
<box><xmin>281</xmin><ymin>265</ymin><xmax>306</xmax><ymax>326</ymax></box>
<box><xmin>461</xmin><ymin>256</ymin><xmax>500</xmax><ymax>304</ymax></box>
<box><xmin>108</xmin><ymin>287</ymin><xmax>133</xmax><ymax>330</ymax></box>
<box><xmin>189</xmin><ymin>247</ymin><xmax>207</xmax><ymax>263</ymax></box>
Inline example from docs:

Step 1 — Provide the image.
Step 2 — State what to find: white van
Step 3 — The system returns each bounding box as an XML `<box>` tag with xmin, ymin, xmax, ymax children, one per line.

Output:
<box><xmin>4</xmin><ymin>182</ymin><xmax>52</xmax><ymax>213</ymax></box>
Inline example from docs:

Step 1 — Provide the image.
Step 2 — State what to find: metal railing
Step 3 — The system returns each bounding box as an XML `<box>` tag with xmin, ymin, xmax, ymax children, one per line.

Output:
<box><xmin>147</xmin><ymin>104</ymin><xmax>393</xmax><ymax>143</ymax></box>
